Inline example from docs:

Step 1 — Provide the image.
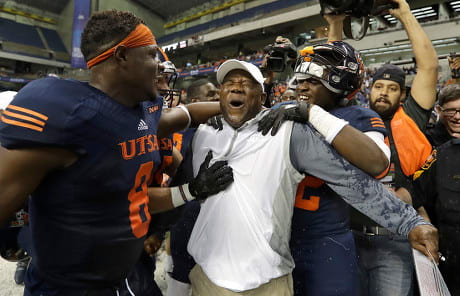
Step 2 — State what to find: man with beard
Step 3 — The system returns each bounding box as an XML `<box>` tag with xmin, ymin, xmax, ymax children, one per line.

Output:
<box><xmin>259</xmin><ymin>14</ymin><xmax>390</xmax><ymax>295</ymax></box>
<box><xmin>0</xmin><ymin>10</ymin><xmax>233</xmax><ymax>296</ymax></box>
<box><xmin>353</xmin><ymin>0</ymin><xmax>438</xmax><ymax>295</ymax></box>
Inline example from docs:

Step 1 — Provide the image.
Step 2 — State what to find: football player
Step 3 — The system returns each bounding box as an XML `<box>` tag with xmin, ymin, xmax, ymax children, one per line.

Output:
<box><xmin>258</xmin><ymin>30</ymin><xmax>390</xmax><ymax>294</ymax></box>
<box><xmin>0</xmin><ymin>10</ymin><xmax>233</xmax><ymax>296</ymax></box>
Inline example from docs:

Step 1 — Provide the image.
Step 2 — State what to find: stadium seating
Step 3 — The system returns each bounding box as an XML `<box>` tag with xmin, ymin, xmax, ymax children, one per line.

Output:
<box><xmin>157</xmin><ymin>0</ymin><xmax>310</xmax><ymax>44</ymax></box>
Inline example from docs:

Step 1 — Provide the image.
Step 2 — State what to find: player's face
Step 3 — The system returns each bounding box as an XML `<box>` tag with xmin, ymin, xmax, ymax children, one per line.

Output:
<box><xmin>201</xmin><ymin>83</ymin><xmax>219</xmax><ymax>102</ymax></box>
<box><xmin>295</xmin><ymin>78</ymin><xmax>336</xmax><ymax>111</ymax></box>
<box><xmin>281</xmin><ymin>90</ymin><xmax>296</xmax><ymax>102</ymax></box>
<box><xmin>370</xmin><ymin>80</ymin><xmax>404</xmax><ymax>119</ymax></box>
<box><xmin>127</xmin><ymin>45</ymin><xmax>160</xmax><ymax>102</ymax></box>
<box><xmin>438</xmin><ymin>98</ymin><xmax>460</xmax><ymax>137</ymax></box>
<box><xmin>220</xmin><ymin>70</ymin><xmax>265</xmax><ymax>129</ymax></box>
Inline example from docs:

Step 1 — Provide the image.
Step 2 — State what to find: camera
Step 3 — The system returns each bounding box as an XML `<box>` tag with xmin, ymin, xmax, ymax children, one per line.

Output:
<box><xmin>320</xmin><ymin>0</ymin><xmax>398</xmax><ymax>18</ymax></box>
<box><xmin>263</xmin><ymin>43</ymin><xmax>297</xmax><ymax>72</ymax></box>
<box><xmin>320</xmin><ymin>0</ymin><xmax>398</xmax><ymax>40</ymax></box>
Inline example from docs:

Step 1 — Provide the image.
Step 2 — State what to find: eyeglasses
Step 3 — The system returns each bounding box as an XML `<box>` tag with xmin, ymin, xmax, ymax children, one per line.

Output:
<box><xmin>439</xmin><ymin>107</ymin><xmax>460</xmax><ymax>117</ymax></box>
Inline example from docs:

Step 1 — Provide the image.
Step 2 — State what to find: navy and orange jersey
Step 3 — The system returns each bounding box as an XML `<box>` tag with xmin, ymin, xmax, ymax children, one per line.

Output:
<box><xmin>0</xmin><ymin>77</ymin><xmax>168</xmax><ymax>288</ymax></box>
<box><xmin>173</xmin><ymin>128</ymin><xmax>196</xmax><ymax>157</ymax></box>
<box><xmin>291</xmin><ymin>105</ymin><xmax>387</xmax><ymax>237</ymax></box>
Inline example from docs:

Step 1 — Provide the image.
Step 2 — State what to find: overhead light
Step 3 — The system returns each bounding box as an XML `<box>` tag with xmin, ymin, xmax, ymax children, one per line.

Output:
<box><xmin>412</xmin><ymin>10</ymin><xmax>435</xmax><ymax>17</ymax></box>
<box><xmin>415</xmin><ymin>13</ymin><xmax>437</xmax><ymax>19</ymax></box>
<box><xmin>452</xmin><ymin>4</ymin><xmax>460</xmax><ymax>8</ymax></box>
<box><xmin>450</xmin><ymin>0</ymin><xmax>460</xmax><ymax>5</ymax></box>
<box><xmin>434</xmin><ymin>42</ymin><xmax>458</xmax><ymax>48</ymax></box>
<box><xmin>411</xmin><ymin>7</ymin><xmax>433</xmax><ymax>13</ymax></box>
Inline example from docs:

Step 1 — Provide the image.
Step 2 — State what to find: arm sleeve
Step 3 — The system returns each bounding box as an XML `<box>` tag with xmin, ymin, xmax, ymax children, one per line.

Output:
<box><xmin>410</xmin><ymin>150</ymin><xmax>438</xmax><ymax>209</ymax></box>
<box><xmin>290</xmin><ymin>123</ymin><xmax>428</xmax><ymax>237</ymax></box>
<box><xmin>365</xmin><ymin>131</ymin><xmax>391</xmax><ymax>164</ymax></box>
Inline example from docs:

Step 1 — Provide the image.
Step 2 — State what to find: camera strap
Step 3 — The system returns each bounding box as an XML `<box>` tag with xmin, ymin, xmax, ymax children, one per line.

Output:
<box><xmin>343</xmin><ymin>16</ymin><xmax>369</xmax><ymax>41</ymax></box>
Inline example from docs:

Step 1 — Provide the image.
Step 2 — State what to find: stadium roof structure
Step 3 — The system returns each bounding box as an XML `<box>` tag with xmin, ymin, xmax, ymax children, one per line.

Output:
<box><xmin>133</xmin><ymin>0</ymin><xmax>213</xmax><ymax>19</ymax></box>
<box><xmin>11</xmin><ymin>0</ymin><xmax>71</xmax><ymax>14</ymax></box>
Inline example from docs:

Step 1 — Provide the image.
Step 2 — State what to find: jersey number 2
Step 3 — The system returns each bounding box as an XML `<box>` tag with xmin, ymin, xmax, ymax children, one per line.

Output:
<box><xmin>128</xmin><ymin>162</ymin><xmax>153</xmax><ymax>238</ymax></box>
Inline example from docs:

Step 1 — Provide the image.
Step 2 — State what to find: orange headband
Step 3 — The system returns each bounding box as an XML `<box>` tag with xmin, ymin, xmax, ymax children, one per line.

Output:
<box><xmin>87</xmin><ymin>24</ymin><xmax>157</xmax><ymax>69</ymax></box>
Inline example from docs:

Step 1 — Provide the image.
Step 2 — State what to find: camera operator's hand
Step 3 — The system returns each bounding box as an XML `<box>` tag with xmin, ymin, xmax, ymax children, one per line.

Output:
<box><xmin>189</xmin><ymin>151</ymin><xmax>234</xmax><ymax>201</ymax></box>
<box><xmin>275</xmin><ymin>36</ymin><xmax>293</xmax><ymax>46</ymax></box>
<box><xmin>389</xmin><ymin>0</ymin><xmax>412</xmax><ymax>21</ymax></box>
<box><xmin>324</xmin><ymin>14</ymin><xmax>345</xmax><ymax>42</ymax></box>
<box><xmin>323</xmin><ymin>13</ymin><xmax>346</xmax><ymax>25</ymax></box>
<box><xmin>258</xmin><ymin>101</ymin><xmax>311</xmax><ymax>136</ymax></box>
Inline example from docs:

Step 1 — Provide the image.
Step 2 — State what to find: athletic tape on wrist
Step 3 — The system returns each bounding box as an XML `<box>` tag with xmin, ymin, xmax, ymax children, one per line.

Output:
<box><xmin>309</xmin><ymin>105</ymin><xmax>349</xmax><ymax>144</ymax></box>
<box><xmin>178</xmin><ymin>105</ymin><xmax>192</xmax><ymax>130</ymax></box>
<box><xmin>171</xmin><ymin>184</ymin><xmax>195</xmax><ymax>208</ymax></box>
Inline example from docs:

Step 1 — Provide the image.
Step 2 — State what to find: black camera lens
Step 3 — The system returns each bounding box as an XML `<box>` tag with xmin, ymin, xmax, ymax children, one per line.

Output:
<box><xmin>325</xmin><ymin>0</ymin><xmax>343</xmax><ymax>8</ymax></box>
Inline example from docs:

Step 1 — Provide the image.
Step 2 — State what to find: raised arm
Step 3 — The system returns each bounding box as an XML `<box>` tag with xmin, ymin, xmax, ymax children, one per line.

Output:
<box><xmin>258</xmin><ymin>103</ymin><xmax>390</xmax><ymax>177</ymax></box>
<box><xmin>290</xmin><ymin>123</ymin><xmax>438</xmax><ymax>260</ymax></box>
<box><xmin>0</xmin><ymin>146</ymin><xmax>77</xmax><ymax>226</ymax></box>
<box><xmin>391</xmin><ymin>0</ymin><xmax>437</xmax><ymax>110</ymax></box>
<box><xmin>157</xmin><ymin>102</ymin><xmax>221</xmax><ymax>139</ymax></box>
<box><xmin>324</xmin><ymin>14</ymin><xmax>346</xmax><ymax>42</ymax></box>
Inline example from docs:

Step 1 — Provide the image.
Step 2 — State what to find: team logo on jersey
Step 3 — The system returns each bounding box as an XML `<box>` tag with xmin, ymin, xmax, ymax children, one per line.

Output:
<box><xmin>413</xmin><ymin>149</ymin><xmax>437</xmax><ymax>180</ymax></box>
<box><xmin>148</xmin><ymin>106</ymin><xmax>159</xmax><ymax>113</ymax></box>
<box><xmin>138</xmin><ymin>119</ymin><xmax>148</xmax><ymax>131</ymax></box>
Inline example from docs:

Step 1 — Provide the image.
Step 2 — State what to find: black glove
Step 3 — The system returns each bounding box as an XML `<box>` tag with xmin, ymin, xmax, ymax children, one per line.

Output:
<box><xmin>189</xmin><ymin>151</ymin><xmax>233</xmax><ymax>201</ymax></box>
<box><xmin>206</xmin><ymin>115</ymin><xmax>223</xmax><ymax>131</ymax></box>
<box><xmin>258</xmin><ymin>101</ymin><xmax>310</xmax><ymax>136</ymax></box>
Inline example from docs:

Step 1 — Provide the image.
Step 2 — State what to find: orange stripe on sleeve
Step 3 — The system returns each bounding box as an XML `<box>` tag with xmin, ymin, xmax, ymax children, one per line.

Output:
<box><xmin>375</xmin><ymin>165</ymin><xmax>390</xmax><ymax>180</ymax></box>
<box><xmin>3</xmin><ymin>110</ymin><xmax>46</xmax><ymax>126</ymax></box>
<box><xmin>1</xmin><ymin>116</ymin><xmax>43</xmax><ymax>132</ymax></box>
<box><xmin>7</xmin><ymin>105</ymin><xmax>48</xmax><ymax>121</ymax></box>
<box><xmin>372</xmin><ymin>124</ymin><xmax>386</xmax><ymax>128</ymax></box>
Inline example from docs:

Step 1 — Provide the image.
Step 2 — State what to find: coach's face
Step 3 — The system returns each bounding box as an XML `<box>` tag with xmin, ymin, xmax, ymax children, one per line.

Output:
<box><xmin>220</xmin><ymin>70</ymin><xmax>266</xmax><ymax>129</ymax></box>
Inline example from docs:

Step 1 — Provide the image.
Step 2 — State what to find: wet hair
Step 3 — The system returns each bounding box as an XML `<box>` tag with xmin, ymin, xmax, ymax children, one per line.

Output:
<box><xmin>80</xmin><ymin>10</ymin><xmax>144</xmax><ymax>61</ymax></box>
<box><xmin>186</xmin><ymin>79</ymin><xmax>211</xmax><ymax>100</ymax></box>
<box><xmin>438</xmin><ymin>84</ymin><xmax>460</xmax><ymax>106</ymax></box>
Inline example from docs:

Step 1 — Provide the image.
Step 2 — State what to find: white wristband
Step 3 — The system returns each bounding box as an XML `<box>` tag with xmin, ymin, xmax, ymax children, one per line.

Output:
<box><xmin>309</xmin><ymin>105</ymin><xmax>349</xmax><ymax>144</ymax></box>
<box><xmin>177</xmin><ymin>105</ymin><xmax>192</xmax><ymax>130</ymax></box>
<box><xmin>171</xmin><ymin>184</ymin><xmax>195</xmax><ymax>208</ymax></box>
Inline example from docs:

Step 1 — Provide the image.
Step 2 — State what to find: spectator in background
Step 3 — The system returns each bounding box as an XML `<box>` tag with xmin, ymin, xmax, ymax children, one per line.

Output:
<box><xmin>281</xmin><ymin>89</ymin><xmax>296</xmax><ymax>102</ymax></box>
<box><xmin>186</xmin><ymin>79</ymin><xmax>219</xmax><ymax>102</ymax></box>
<box><xmin>446</xmin><ymin>55</ymin><xmax>460</xmax><ymax>85</ymax></box>
<box><xmin>404</xmin><ymin>85</ymin><xmax>460</xmax><ymax>294</ymax></box>
<box><xmin>426</xmin><ymin>85</ymin><xmax>460</xmax><ymax>146</ymax></box>
<box><xmin>352</xmin><ymin>0</ymin><xmax>438</xmax><ymax>295</ymax></box>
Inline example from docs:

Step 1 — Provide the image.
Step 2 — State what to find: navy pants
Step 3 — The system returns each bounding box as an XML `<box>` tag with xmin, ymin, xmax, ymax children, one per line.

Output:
<box><xmin>291</xmin><ymin>231</ymin><xmax>357</xmax><ymax>296</ymax></box>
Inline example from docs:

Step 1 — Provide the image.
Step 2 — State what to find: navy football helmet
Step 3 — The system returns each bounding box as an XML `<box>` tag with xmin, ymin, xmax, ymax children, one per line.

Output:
<box><xmin>159</xmin><ymin>60</ymin><xmax>182</xmax><ymax>108</ymax></box>
<box><xmin>294</xmin><ymin>41</ymin><xmax>364</xmax><ymax>96</ymax></box>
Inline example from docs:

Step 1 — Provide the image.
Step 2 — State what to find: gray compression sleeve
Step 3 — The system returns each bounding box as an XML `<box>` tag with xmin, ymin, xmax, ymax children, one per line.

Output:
<box><xmin>289</xmin><ymin>122</ymin><xmax>427</xmax><ymax>237</ymax></box>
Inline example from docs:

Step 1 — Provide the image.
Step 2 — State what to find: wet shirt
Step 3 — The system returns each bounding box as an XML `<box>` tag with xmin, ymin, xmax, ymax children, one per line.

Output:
<box><xmin>0</xmin><ymin>77</ymin><xmax>170</xmax><ymax>288</ymax></box>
